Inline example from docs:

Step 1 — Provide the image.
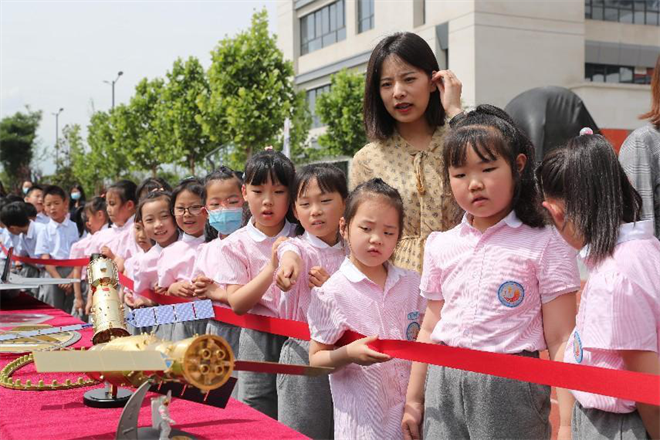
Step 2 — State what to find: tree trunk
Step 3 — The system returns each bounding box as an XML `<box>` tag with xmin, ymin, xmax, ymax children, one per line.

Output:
<box><xmin>151</xmin><ymin>165</ymin><xmax>157</xmax><ymax>177</ymax></box>
<box><xmin>189</xmin><ymin>155</ymin><xmax>195</xmax><ymax>176</ymax></box>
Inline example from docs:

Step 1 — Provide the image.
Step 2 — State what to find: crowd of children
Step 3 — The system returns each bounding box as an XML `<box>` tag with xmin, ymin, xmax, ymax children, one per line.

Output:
<box><xmin>1</xmin><ymin>32</ymin><xmax>657</xmax><ymax>440</ymax></box>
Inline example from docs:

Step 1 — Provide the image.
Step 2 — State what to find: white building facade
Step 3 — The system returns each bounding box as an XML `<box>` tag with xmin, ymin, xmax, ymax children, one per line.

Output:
<box><xmin>277</xmin><ymin>0</ymin><xmax>660</xmax><ymax>149</ymax></box>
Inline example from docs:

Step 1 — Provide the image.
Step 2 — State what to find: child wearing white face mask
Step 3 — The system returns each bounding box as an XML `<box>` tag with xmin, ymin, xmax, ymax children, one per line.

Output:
<box><xmin>191</xmin><ymin>166</ymin><xmax>246</xmax><ymax>356</ymax></box>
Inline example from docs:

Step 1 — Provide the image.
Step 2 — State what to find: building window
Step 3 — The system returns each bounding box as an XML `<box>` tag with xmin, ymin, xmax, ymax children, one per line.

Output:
<box><xmin>300</xmin><ymin>0</ymin><xmax>346</xmax><ymax>55</ymax></box>
<box><xmin>358</xmin><ymin>0</ymin><xmax>375</xmax><ymax>33</ymax></box>
<box><xmin>585</xmin><ymin>63</ymin><xmax>654</xmax><ymax>84</ymax></box>
<box><xmin>585</xmin><ymin>0</ymin><xmax>659</xmax><ymax>26</ymax></box>
<box><xmin>307</xmin><ymin>84</ymin><xmax>331</xmax><ymax>128</ymax></box>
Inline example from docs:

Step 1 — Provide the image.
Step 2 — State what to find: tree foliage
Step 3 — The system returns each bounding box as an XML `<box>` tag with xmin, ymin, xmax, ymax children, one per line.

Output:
<box><xmin>316</xmin><ymin>69</ymin><xmax>367</xmax><ymax>157</ymax></box>
<box><xmin>199</xmin><ymin>9</ymin><xmax>306</xmax><ymax>170</ymax></box>
<box><xmin>50</xmin><ymin>124</ymin><xmax>82</xmax><ymax>190</ymax></box>
<box><xmin>0</xmin><ymin>107</ymin><xmax>42</xmax><ymax>189</ymax></box>
<box><xmin>86</xmin><ymin>110</ymin><xmax>132</xmax><ymax>185</ymax></box>
<box><xmin>162</xmin><ymin>57</ymin><xmax>212</xmax><ymax>175</ymax></box>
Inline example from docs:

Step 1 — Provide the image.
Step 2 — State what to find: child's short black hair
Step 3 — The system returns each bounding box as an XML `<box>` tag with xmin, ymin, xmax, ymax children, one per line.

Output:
<box><xmin>108</xmin><ymin>179</ymin><xmax>138</xmax><ymax>205</ymax></box>
<box><xmin>244</xmin><ymin>150</ymin><xmax>296</xmax><ymax>192</ymax></box>
<box><xmin>342</xmin><ymin>178</ymin><xmax>404</xmax><ymax>241</ymax></box>
<box><xmin>5</xmin><ymin>194</ymin><xmax>24</xmax><ymax>203</ymax></box>
<box><xmin>443</xmin><ymin>104</ymin><xmax>545</xmax><ymax>228</ymax></box>
<box><xmin>25</xmin><ymin>184</ymin><xmax>43</xmax><ymax>197</ymax></box>
<box><xmin>136</xmin><ymin>190</ymin><xmax>173</xmax><ymax>224</ymax></box>
<box><xmin>0</xmin><ymin>202</ymin><xmax>30</xmax><ymax>228</ymax></box>
<box><xmin>203</xmin><ymin>166</ymin><xmax>243</xmax><ymax>204</ymax></box>
<box><xmin>137</xmin><ymin>177</ymin><xmax>172</xmax><ymax>201</ymax></box>
<box><xmin>170</xmin><ymin>177</ymin><xmax>205</xmax><ymax>215</ymax></box>
<box><xmin>294</xmin><ymin>163</ymin><xmax>349</xmax><ymax>203</ymax></box>
<box><xmin>364</xmin><ymin>32</ymin><xmax>445</xmax><ymax>141</ymax></box>
<box><xmin>23</xmin><ymin>201</ymin><xmax>37</xmax><ymax>218</ymax></box>
<box><xmin>43</xmin><ymin>185</ymin><xmax>67</xmax><ymax>201</ymax></box>
<box><xmin>536</xmin><ymin>134</ymin><xmax>642</xmax><ymax>264</ymax></box>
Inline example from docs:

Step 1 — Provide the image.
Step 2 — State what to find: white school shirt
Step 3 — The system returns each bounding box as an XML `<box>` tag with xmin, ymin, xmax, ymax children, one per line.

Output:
<box><xmin>565</xmin><ymin>220</ymin><xmax>660</xmax><ymax>413</ymax></box>
<box><xmin>157</xmin><ymin>233</ymin><xmax>205</xmax><ymax>288</ymax></box>
<box><xmin>420</xmin><ymin>211</ymin><xmax>581</xmax><ymax>353</ymax></box>
<box><xmin>35</xmin><ymin>212</ymin><xmax>49</xmax><ymax>225</ymax></box>
<box><xmin>16</xmin><ymin>221</ymin><xmax>46</xmax><ymax>258</ymax></box>
<box><xmin>214</xmin><ymin>219</ymin><xmax>296</xmax><ymax>318</ymax></box>
<box><xmin>276</xmin><ymin>231</ymin><xmax>347</xmax><ymax>322</ymax></box>
<box><xmin>308</xmin><ymin>258</ymin><xmax>426</xmax><ymax>440</ymax></box>
<box><xmin>34</xmin><ymin>217</ymin><xmax>80</xmax><ymax>260</ymax></box>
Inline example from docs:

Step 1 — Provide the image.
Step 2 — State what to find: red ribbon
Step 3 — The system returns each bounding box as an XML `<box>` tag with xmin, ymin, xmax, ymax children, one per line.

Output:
<box><xmin>0</xmin><ymin>244</ymin><xmax>90</xmax><ymax>267</ymax></box>
<box><xmin>6</xmin><ymin>246</ymin><xmax>659</xmax><ymax>405</ymax></box>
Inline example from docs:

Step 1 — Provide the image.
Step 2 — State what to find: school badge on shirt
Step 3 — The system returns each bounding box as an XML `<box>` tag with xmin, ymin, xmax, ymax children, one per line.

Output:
<box><xmin>497</xmin><ymin>281</ymin><xmax>525</xmax><ymax>307</ymax></box>
<box><xmin>406</xmin><ymin>311</ymin><xmax>421</xmax><ymax>341</ymax></box>
<box><xmin>573</xmin><ymin>330</ymin><xmax>583</xmax><ymax>363</ymax></box>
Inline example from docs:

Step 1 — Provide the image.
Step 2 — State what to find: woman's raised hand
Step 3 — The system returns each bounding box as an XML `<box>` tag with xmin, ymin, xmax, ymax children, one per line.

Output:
<box><xmin>432</xmin><ymin>70</ymin><xmax>462</xmax><ymax>118</ymax></box>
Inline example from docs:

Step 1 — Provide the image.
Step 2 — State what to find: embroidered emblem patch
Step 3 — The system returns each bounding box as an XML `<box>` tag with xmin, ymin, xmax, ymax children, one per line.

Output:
<box><xmin>573</xmin><ymin>331</ymin><xmax>583</xmax><ymax>364</ymax></box>
<box><xmin>497</xmin><ymin>281</ymin><xmax>525</xmax><ymax>307</ymax></box>
<box><xmin>406</xmin><ymin>322</ymin><xmax>421</xmax><ymax>341</ymax></box>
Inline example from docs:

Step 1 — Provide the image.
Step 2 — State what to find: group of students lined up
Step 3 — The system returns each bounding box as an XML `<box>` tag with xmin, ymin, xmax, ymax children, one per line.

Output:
<box><xmin>1</xmin><ymin>35</ymin><xmax>658</xmax><ymax>440</ymax></box>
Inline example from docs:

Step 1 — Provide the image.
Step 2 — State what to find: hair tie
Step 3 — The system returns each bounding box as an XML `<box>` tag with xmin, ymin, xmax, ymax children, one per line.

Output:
<box><xmin>579</xmin><ymin>127</ymin><xmax>594</xmax><ymax>136</ymax></box>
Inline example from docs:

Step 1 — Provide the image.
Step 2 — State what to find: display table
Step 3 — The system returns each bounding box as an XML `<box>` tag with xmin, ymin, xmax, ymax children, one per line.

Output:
<box><xmin>0</xmin><ymin>294</ymin><xmax>307</xmax><ymax>440</ymax></box>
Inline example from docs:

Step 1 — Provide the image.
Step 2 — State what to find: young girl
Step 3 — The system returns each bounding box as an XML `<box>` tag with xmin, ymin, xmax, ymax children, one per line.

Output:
<box><xmin>71</xmin><ymin>197</ymin><xmax>110</xmax><ymax>317</ymax></box>
<box><xmin>157</xmin><ymin>178</ymin><xmax>208</xmax><ymax>341</ymax></box>
<box><xmin>307</xmin><ymin>178</ymin><xmax>425</xmax><ymax>440</ymax></box>
<box><xmin>92</xmin><ymin>180</ymin><xmax>139</xmax><ymax>270</ymax></box>
<box><xmin>274</xmin><ymin>163</ymin><xmax>348</xmax><ymax>438</ymax></box>
<box><xmin>402</xmin><ymin>105</ymin><xmax>581</xmax><ymax>440</ymax></box>
<box><xmin>537</xmin><ymin>132</ymin><xmax>660</xmax><ymax>440</ymax></box>
<box><xmin>121</xmin><ymin>219</ymin><xmax>153</xmax><ymax>329</ymax></box>
<box><xmin>350</xmin><ymin>32</ymin><xmax>463</xmax><ymax>273</ymax></box>
<box><xmin>131</xmin><ymin>190</ymin><xmax>179</xmax><ymax>338</ymax></box>
<box><xmin>214</xmin><ymin>150</ymin><xmax>297</xmax><ymax>419</ymax></box>
<box><xmin>191</xmin><ymin>167</ymin><xmax>245</xmax><ymax>355</ymax></box>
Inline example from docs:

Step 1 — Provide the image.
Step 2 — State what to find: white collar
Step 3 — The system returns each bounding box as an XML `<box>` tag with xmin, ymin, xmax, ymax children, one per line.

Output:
<box><xmin>579</xmin><ymin>220</ymin><xmax>654</xmax><ymax>260</ymax></box>
<box><xmin>182</xmin><ymin>233</ymin><xmax>205</xmax><ymax>245</ymax></box>
<box><xmin>48</xmin><ymin>217</ymin><xmax>70</xmax><ymax>228</ymax></box>
<box><xmin>112</xmin><ymin>215</ymin><xmax>135</xmax><ymax>232</ymax></box>
<box><xmin>339</xmin><ymin>257</ymin><xmax>405</xmax><ymax>287</ymax></box>
<box><xmin>462</xmin><ymin>210</ymin><xmax>523</xmax><ymax>231</ymax></box>
<box><xmin>246</xmin><ymin>218</ymin><xmax>293</xmax><ymax>242</ymax></box>
<box><xmin>302</xmin><ymin>231</ymin><xmax>343</xmax><ymax>250</ymax></box>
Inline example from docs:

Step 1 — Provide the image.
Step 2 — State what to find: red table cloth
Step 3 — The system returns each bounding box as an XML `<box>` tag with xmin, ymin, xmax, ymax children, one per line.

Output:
<box><xmin>0</xmin><ymin>294</ymin><xmax>307</xmax><ymax>440</ymax></box>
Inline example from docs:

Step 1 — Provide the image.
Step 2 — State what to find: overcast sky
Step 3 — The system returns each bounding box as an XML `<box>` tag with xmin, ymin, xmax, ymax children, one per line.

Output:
<box><xmin>1</xmin><ymin>0</ymin><xmax>279</xmax><ymax>176</ymax></box>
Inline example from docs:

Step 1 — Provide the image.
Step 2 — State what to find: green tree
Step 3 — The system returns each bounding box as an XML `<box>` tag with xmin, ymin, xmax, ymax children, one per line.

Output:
<box><xmin>316</xmin><ymin>69</ymin><xmax>367</xmax><ymax>157</ymax></box>
<box><xmin>199</xmin><ymin>9</ymin><xmax>306</xmax><ymax>170</ymax></box>
<box><xmin>0</xmin><ymin>107</ymin><xmax>42</xmax><ymax>190</ymax></box>
<box><xmin>286</xmin><ymin>90</ymin><xmax>314</xmax><ymax>163</ymax></box>
<box><xmin>49</xmin><ymin>123</ymin><xmax>82</xmax><ymax>190</ymax></box>
<box><xmin>119</xmin><ymin>78</ymin><xmax>176</xmax><ymax>176</ymax></box>
<box><xmin>162</xmin><ymin>57</ymin><xmax>213</xmax><ymax>175</ymax></box>
<box><xmin>86</xmin><ymin>110</ymin><xmax>131</xmax><ymax>184</ymax></box>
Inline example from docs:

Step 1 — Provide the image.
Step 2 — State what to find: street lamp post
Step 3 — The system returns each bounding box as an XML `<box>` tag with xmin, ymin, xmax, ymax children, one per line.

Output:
<box><xmin>52</xmin><ymin>108</ymin><xmax>64</xmax><ymax>168</ymax></box>
<box><xmin>104</xmin><ymin>71</ymin><xmax>124</xmax><ymax>109</ymax></box>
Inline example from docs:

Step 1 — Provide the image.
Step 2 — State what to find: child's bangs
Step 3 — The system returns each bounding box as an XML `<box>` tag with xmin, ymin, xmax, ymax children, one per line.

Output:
<box><xmin>444</xmin><ymin>126</ymin><xmax>509</xmax><ymax>169</ymax></box>
<box><xmin>297</xmin><ymin>171</ymin><xmax>346</xmax><ymax>200</ymax></box>
<box><xmin>245</xmin><ymin>162</ymin><xmax>291</xmax><ymax>188</ymax></box>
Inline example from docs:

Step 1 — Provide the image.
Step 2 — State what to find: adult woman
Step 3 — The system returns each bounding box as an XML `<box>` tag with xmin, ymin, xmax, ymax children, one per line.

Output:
<box><xmin>350</xmin><ymin>32</ymin><xmax>463</xmax><ymax>273</ymax></box>
<box><xmin>69</xmin><ymin>183</ymin><xmax>86</xmax><ymax>215</ymax></box>
<box><xmin>619</xmin><ymin>55</ymin><xmax>660</xmax><ymax>239</ymax></box>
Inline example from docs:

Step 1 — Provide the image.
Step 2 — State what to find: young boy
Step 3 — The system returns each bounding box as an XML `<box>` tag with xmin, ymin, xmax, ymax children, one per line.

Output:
<box><xmin>34</xmin><ymin>185</ymin><xmax>80</xmax><ymax>312</ymax></box>
<box><xmin>24</xmin><ymin>185</ymin><xmax>48</xmax><ymax>224</ymax></box>
<box><xmin>0</xmin><ymin>201</ymin><xmax>46</xmax><ymax>296</ymax></box>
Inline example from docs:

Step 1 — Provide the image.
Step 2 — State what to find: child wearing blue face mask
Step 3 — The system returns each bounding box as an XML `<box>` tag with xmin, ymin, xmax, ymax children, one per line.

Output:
<box><xmin>191</xmin><ymin>166</ymin><xmax>245</xmax><ymax>355</ymax></box>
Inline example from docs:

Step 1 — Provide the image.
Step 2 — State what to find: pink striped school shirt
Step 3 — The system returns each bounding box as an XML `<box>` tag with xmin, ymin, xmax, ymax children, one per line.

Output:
<box><xmin>276</xmin><ymin>231</ymin><xmax>347</xmax><ymax>321</ymax></box>
<box><xmin>157</xmin><ymin>233</ymin><xmax>205</xmax><ymax>288</ymax></box>
<box><xmin>421</xmin><ymin>211</ymin><xmax>581</xmax><ymax>353</ymax></box>
<box><xmin>565</xmin><ymin>220</ymin><xmax>660</xmax><ymax>413</ymax></box>
<box><xmin>308</xmin><ymin>258</ymin><xmax>426</xmax><ymax>440</ymax></box>
<box><xmin>87</xmin><ymin>217</ymin><xmax>132</xmax><ymax>255</ymax></box>
<box><xmin>133</xmin><ymin>243</ymin><xmax>163</xmax><ymax>295</ymax></box>
<box><xmin>69</xmin><ymin>225</ymin><xmax>109</xmax><ymax>280</ymax></box>
<box><xmin>214</xmin><ymin>219</ymin><xmax>296</xmax><ymax>318</ymax></box>
<box><xmin>192</xmin><ymin>238</ymin><xmax>232</xmax><ymax>310</ymax></box>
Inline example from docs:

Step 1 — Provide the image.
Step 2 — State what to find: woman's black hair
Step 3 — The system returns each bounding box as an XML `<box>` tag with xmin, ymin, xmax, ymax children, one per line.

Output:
<box><xmin>536</xmin><ymin>134</ymin><xmax>642</xmax><ymax>264</ymax></box>
<box><xmin>84</xmin><ymin>196</ymin><xmax>110</xmax><ymax>226</ymax></box>
<box><xmin>342</xmin><ymin>178</ymin><xmax>404</xmax><ymax>241</ymax></box>
<box><xmin>170</xmin><ymin>177</ymin><xmax>205</xmax><ymax>217</ymax></box>
<box><xmin>364</xmin><ymin>32</ymin><xmax>445</xmax><ymax>141</ymax></box>
<box><xmin>244</xmin><ymin>150</ymin><xmax>298</xmax><ymax>227</ymax></box>
<box><xmin>203</xmin><ymin>166</ymin><xmax>245</xmax><ymax>242</ymax></box>
<box><xmin>72</xmin><ymin>206</ymin><xmax>86</xmax><ymax>237</ymax></box>
<box><xmin>135</xmin><ymin>190</ymin><xmax>173</xmax><ymax>224</ymax></box>
<box><xmin>443</xmin><ymin>104</ymin><xmax>545</xmax><ymax>228</ymax></box>
<box><xmin>293</xmin><ymin>163</ymin><xmax>349</xmax><ymax>235</ymax></box>
<box><xmin>68</xmin><ymin>183</ymin><xmax>86</xmax><ymax>210</ymax></box>
<box><xmin>136</xmin><ymin>177</ymin><xmax>173</xmax><ymax>202</ymax></box>
<box><xmin>107</xmin><ymin>180</ymin><xmax>138</xmax><ymax>206</ymax></box>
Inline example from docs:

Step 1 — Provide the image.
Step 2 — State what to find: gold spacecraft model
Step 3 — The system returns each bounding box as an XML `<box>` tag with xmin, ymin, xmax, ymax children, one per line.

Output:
<box><xmin>33</xmin><ymin>254</ymin><xmax>331</xmax><ymax>404</ymax></box>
